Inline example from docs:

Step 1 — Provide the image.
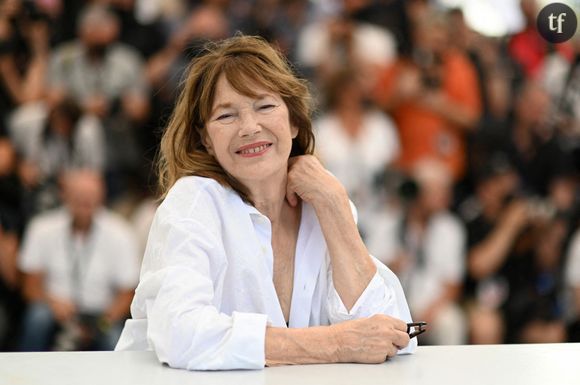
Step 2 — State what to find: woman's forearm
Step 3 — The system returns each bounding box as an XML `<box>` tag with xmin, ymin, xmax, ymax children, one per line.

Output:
<box><xmin>266</xmin><ymin>315</ymin><xmax>409</xmax><ymax>366</ymax></box>
<box><xmin>285</xmin><ymin>156</ymin><xmax>377</xmax><ymax>311</ymax></box>
<box><xmin>265</xmin><ymin>326</ymin><xmax>339</xmax><ymax>366</ymax></box>
<box><xmin>313</xmin><ymin>191</ymin><xmax>377</xmax><ymax>311</ymax></box>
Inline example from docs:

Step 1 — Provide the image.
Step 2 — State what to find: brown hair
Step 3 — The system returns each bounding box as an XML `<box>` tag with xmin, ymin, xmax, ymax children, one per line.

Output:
<box><xmin>157</xmin><ymin>35</ymin><xmax>315</xmax><ymax>203</ymax></box>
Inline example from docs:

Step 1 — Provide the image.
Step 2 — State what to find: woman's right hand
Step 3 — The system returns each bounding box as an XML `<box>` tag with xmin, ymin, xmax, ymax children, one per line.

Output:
<box><xmin>330</xmin><ymin>314</ymin><xmax>410</xmax><ymax>363</ymax></box>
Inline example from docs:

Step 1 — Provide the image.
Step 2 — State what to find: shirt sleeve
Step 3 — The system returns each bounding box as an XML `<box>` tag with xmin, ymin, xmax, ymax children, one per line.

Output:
<box><xmin>129</xmin><ymin>212</ymin><xmax>268</xmax><ymax>370</ymax></box>
<box><xmin>566</xmin><ymin>230</ymin><xmax>580</xmax><ymax>287</ymax></box>
<box><xmin>19</xmin><ymin>218</ymin><xmax>48</xmax><ymax>273</ymax></box>
<box><xmin>429</xmin><ymin>216</ymin><xmax>466</xmax><ymax>284</ymax></box>
<box><xmin>325</xmin><ymin>256</ymin><xmax>417</xmax><ymax>354</ymax></box>
<box><xmin>75</xmin><ymin>116</ymin><xmax>106</xmax><ymax>171</ymax></box>
<box><xmin>115</xmin><ymin>47</ymin><xmax>149</xmax><ymax>96</ymax></box>
<box><xmin>445</xmin><ymin>52</ymin><xmax>481</xmax><ymax>119</ymax></box>
<box><xmin>46</xmin><ymin>47</ymin><xmax>67</xmax><ymax>91</ymax></box>
<box><xmin>110</xmin><ymin>221</ymin><xmax>140</xmax><ymax>291</ymax></box>
<box><xmin>364</xmin><ymin>212</ymin><xmax>400</xmax><ymax>265</ymax></box>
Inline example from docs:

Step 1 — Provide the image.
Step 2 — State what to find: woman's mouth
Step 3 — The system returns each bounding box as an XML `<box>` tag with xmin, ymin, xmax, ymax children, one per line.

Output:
<box><xmin>236</xmin><ymin>143</ymin><xmax>272</xmax><ymax>157</ymax></box>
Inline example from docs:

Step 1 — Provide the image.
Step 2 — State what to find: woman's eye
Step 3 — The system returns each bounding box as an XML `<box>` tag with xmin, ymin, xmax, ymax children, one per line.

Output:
<box><xmin>258</xmin><ymin>104</ymin><xmax>276</xmax><ymax>111</ymax></box>
<box><xmin>216</xmin><ymin>113</ymin><xmax>235</xmax><ymax>122</ymax></box>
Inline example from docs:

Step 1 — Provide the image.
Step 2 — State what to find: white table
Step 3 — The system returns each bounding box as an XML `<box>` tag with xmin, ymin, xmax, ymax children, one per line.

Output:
<box><xmin>1</xmin><ymin>344</ymin><xmax>579</xmax><ymax>385</ymax></box>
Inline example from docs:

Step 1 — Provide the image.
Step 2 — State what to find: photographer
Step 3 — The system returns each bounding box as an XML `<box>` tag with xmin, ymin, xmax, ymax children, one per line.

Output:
<box><xmin>367</xmin><ymin>159</ymin><xmax>466</xmax><ymax>345</ymax></box>
<box><xmin>46</xmin><ymin>4</ymin><xmax>149</xmax><ymax>200</ymax></box>
<box><xmin>9</xmin><ymin>97</ymin><xmax>105</xmax><ymax>216</ymax></box>
<box><xmin>18</xmin><ymin>169</ymin><xmax>139</xmax><ymax>351</ymax></box>
<box><xmin>373</xmin><ymin>9</ymin><xmax>480</xmax><ymax>181</ymax></box>
<box><xmin>461</xmin><ymin>154</ymin><xmax>525</xmax><ymax>344</ymax></box>
<box><xmin>460</xmin><ymin>152</ymin><xmax>573</xmax><ymax>344</ymax></box>
<box><xmin>0</xmin><ymin>0</ymin><xmax>50</xmax><ymax>117</ymax></box>
<box><xmin>503</xmin><ymin>213</ymin><xmax>569</xmax><ymax>344</ymax></box>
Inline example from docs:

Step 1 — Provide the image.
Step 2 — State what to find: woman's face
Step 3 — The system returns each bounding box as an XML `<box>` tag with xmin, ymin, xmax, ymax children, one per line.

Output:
<box><xmin>204</xmin><ymin>74</ymin><xmax>298</xmax><ymax>185</ymax></box>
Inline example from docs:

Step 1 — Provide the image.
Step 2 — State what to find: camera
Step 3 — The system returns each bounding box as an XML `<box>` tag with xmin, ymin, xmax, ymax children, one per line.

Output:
<box><xmin>526</xmin><ymin>196</ymin><xmax>557</xmax><ymax>221</ymax></box>
<box><xmin>412</xmin><ymin>49</ymin><xmax>443</xmax><ymax>90</ymax></box>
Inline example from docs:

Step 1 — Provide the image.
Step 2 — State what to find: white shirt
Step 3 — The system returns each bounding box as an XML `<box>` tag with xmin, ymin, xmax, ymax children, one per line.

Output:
<box><xmin>19</xmin><ymin>208</ymin><xmax>140</xmax><ymax>313</ymax></box>
<box><xmin>48</xmin><ymin>41</ymin><xmax>149</xmax><ymax>102</ymax></box>
<box><xmin>8</xmin><ymin>102</ymin><xmax>106</xmax><ymax>178</ymax></box>
<box><xmin>315</xmin><ymin>110</ymin><xmax>400</xmax><ymax>237</ymax></box>
<box><xmin>115</xmin><ymin>176</ymin><xmax>416</xmax><ymax>370</ymax></box>
<box><xmin>315</xmin><ymin>110</ymin><xmax>399</xmax><ymax>192</ymax></box>
<box><xmin>565</xmin><ymin>229</ymin><xmax>580</xmax><ymax>320</ymax></box>
<box><xmin>366</xmin><ymin>207</ymin><xmax>465</xmax><ymax>315</ymax></box>
<box><xmin>297</xmin><ymin>21</ymin><xmax>396</xmax><ymax>68</ymax></box>
<box><xmin>566</xmin><ymin>229</ymin><xmax>580</xmax><ymax>288</ymax></box>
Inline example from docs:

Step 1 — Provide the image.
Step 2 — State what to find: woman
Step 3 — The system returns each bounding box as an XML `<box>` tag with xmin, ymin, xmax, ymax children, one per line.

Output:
<box><xmin>116</xmin><ymin>35</ymin><xmax>416</xmax><ymax>370</ymax></box>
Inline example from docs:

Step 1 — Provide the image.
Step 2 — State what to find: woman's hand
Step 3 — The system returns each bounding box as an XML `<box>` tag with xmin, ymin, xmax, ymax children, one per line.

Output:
<box><xmin>265</xmin><ymin>315</ymin><xmax>410</xmax><ymax>366</ymax></box>
<box><xmin>287</xmin><ymin>156</ymin><xmax>376</xmax><ymax>311</ymax></box>
<box><xmin>286</xmin><ymin>155</ymin><xmax>347</xmax><ymax>208</ymax></box>
<box><xmin>331</xmin><ymin>314</ymin><xmax>410</xmax><ymax>363</ymax></box>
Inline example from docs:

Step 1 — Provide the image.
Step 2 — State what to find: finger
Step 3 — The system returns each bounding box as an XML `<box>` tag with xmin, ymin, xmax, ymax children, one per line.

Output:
<box><xmin>386</xmin><ymin>344</ymin><xmax>398</xmax><ymax>359</ymax></box>
<box><xmin>285</xmin><ymin>179</ymin><xmax>298</xmax><ymax>207</ymax></box>
<box><xmin>287</xmin><ymin>156</ymin><xmax>299</xmax><ymax>166</ymax></box>
<box><xmin>393</xmin><ymin>330</ymin><xmax>411</xmax><ymax>349</ymax></box>
<box><xmin>286</xmin><ymin>192</ymin><xmax>298</xmax><ymax>207</ymax></box>
<box><xmin>392</xmin><ymin>318</ymin><xmax>408</xmax><ymax>332</ymax></box>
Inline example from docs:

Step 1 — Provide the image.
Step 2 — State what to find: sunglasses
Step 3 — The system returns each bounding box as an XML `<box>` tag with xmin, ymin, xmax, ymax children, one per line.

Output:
<box><xmin>407</xmin><ymin>322</ymin><xmax>428</xmax><ymax>338</ymax></box>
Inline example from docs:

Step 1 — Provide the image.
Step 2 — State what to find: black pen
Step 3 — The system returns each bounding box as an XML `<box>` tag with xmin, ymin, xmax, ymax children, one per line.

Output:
<box><xmin>407</xmin><ymin>322</ymin><xmax>427</xmax><ymax>338</ymax></box>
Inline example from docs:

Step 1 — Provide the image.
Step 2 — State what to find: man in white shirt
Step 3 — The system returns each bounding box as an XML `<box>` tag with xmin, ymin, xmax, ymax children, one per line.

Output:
<box><xmin>296</xmin><ymin>11</ymin><xmax>396</xmax><ymax>91</ymax></box>
<box><xmin>367</xmin><ymin>159</ymin><xmax>467</xmax><ymax>345</ymax></box>
<box><xmin>18</xmin><ymin>170</ymin><xmax>139</xmax><ymax>351</ymax></box>
<box><xmin>315</xmin><ymin>70</ymin><xmax>400</xmax><ymax>241</ymax></box>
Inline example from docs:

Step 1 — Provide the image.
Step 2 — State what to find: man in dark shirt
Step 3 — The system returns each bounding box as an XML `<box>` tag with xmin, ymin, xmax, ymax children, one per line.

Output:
<box><xmin>460</xmin><ymin>154</ymin><xmax>529</xmax><ymax>344</ymax></box>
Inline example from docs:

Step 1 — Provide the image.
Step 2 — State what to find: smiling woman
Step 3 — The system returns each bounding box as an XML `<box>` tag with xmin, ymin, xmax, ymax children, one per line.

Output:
<box><xmin>115</xmin><ymin>35</ymin><xmax>417</xmax><ymax>370</ymax></box>
<box><xmin>203</xmin><ymin>74</ymin><xmax>298</xmax><ymax>186</ymax></box>
<box><xmin>157</xmin><ymin>35</ymin><xmax>314</xmax><ymax>205</ymax></box>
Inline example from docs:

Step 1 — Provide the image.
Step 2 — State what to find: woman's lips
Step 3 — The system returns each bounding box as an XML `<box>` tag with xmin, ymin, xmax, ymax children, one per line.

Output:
<box><xmin>236</xmin><ymin>142</ymin><xmax>272</xmax><ymax>157</ymax></box>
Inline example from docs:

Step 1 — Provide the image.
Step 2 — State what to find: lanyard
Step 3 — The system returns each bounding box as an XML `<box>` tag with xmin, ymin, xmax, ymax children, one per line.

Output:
<box><xmin>397</xmin><ymin>213</ymin><xmax>427</xmax><ymax>269</ymax></box>
<box><xmin>67</xmin><ymin>225</ymin><xmax>96</xmax><ymax>307</ymax></box>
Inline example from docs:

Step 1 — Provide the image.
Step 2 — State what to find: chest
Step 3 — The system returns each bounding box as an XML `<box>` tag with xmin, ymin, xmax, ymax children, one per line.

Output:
<box><xmin>271</xmin><ymin>221</ymin><xmax>300</xmax><ymax>322</ymax></box>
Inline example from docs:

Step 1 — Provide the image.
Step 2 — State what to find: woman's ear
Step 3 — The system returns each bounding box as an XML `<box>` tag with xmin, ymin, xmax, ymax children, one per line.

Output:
<box><xmin>291</xmin><ymin>125</ymin><xmax>299</xmax><ymax>139</ymax></box>
<box><xmin>201</xmin><ymin>132</ymin><xmax>214</xmax><ymax>155</ymax></box>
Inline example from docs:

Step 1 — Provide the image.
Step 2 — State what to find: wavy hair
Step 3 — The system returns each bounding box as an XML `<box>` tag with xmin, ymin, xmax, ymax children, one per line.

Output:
<box><xmin>157</xmin><ymin>35</ymin><xmax>315</xmax><ymax>204</ymax></box>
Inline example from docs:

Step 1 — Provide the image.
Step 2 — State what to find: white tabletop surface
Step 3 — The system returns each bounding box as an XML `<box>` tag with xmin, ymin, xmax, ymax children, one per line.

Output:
<box><xmin>1</xmin><ymin>344</ymin><xmax>579</xmax><ymax>385</ymax></box>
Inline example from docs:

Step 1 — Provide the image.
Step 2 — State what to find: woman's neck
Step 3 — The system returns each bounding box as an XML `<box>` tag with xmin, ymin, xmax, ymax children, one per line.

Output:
<box><xmin>245</xmin><ymin>169</ymin><xmax>289</xmax><ymax>225</ymax></box>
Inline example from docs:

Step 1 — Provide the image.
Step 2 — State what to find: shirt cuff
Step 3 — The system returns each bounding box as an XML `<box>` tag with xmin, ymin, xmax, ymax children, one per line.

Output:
<box><xmin>327</xmin><ymin>271</ymin><xmax>395</xmax><ymax>323</ymax></box>
<box><xmin>228</xmin><ymin>311</ymin><xmax>268</xmax><ymax>369</ymax></box>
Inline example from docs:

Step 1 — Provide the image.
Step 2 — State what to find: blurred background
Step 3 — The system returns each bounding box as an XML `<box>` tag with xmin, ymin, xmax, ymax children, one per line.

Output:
<box><xmin>0</xmin><ymin>0</ymin><xmax>579</xmax><ymax>351</ymax></box>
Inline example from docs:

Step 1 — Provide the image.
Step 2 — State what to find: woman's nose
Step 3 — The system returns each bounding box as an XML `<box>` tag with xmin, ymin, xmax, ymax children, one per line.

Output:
<box><xmin>238</xmin><ymin>111</ymin><xmax>261</xmax><ymax>137</ymax></box>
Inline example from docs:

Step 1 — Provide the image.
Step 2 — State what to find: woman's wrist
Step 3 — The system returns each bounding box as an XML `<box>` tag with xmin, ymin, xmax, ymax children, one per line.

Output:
<box><xmin>265</xmin><ymin>325</ymin><xmax>344</xmax><ymax>365</ymax></box>
<box><xmin>328</xmin><ymin>323</ymin><xmax>345</xmax><ymax>363</ymax></box>
<box><xmin>311</xmin><ymin>184</ymin><xmax>349</xmax><ymax>213</ymax></box>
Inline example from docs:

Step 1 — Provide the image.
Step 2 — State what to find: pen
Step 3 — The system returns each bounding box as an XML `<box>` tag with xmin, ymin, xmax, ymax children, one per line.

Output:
<box><xmin>407</xmin><ymin>322</ymin><xmax>427</xmax><ymax>338</ymax></box>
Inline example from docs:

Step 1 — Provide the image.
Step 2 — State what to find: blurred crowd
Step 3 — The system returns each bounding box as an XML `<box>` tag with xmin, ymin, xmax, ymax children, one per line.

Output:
<box><xmin>0</xmin><ymin>0</ymin><xmax>579</xmax><ymax>351</ymax></box>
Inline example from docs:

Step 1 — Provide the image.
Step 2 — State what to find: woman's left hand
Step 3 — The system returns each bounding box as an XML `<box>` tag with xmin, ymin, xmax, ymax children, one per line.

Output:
<box><xmin>286</xmin><ymin>155</ymin><xmax>347</xmax><ymax>208</ymax></box>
